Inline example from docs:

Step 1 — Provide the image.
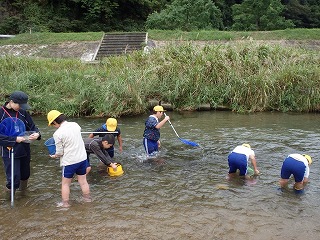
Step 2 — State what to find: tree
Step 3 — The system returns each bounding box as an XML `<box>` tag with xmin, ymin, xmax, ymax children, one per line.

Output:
<box><xmin>282</xmin><ymin>0</ymin><xmax>320</xmax><ymax>28</ymax></box>
<box><xmin>145</xmin><ymin>0</ymin><xmax>223</xmax><ymax>31</ymax></box>
<box><xmin>213</xmin><ymin>0</ymin><xmax>242</xmax><ymax>30</ymax></box>
<box><xmin>0</xmin><ymin>0</ymin><xmax>171</xmax><ymax>33</ymax></box>
<box><xmin>232</xmin><ymin>0</ymin><xmax>294</xmax><ymax>30</ymax></box>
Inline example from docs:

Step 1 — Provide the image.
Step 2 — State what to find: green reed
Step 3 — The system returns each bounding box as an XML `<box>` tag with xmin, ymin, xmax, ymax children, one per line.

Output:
<box><xmin>0</xmin><ymin>41</ymin><xmax>319</xmax><ymax>117</ymax></box>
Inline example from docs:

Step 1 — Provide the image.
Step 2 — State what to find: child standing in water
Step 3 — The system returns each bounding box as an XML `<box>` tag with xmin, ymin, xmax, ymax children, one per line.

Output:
<box><xmin>143</xmin><ymin>105</ymin><xmax>170</xmax><ymax>156</ymax></box>
<box><xmin>47</xmin><ymin>110</ymin><xmax>91</xmax><ymax>208</ymax></box>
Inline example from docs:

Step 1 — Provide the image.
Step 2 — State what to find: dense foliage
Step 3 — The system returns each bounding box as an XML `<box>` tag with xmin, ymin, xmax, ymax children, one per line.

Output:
<box><xmin>0</xmin><ymin>0</ymin><xmax>319</xmax><ymax>34</ymax></box>
<box><xmin>0</xmin><ymin>41</ymin><xmax>319</xmax><ymax>116</ymax></box>
<box><xmin>231</xmin><ymin>0</ymin><xmax>295</xmax><ymax>30</ymax></box>
<box><xmin>146</xmin><ymin>0</ymin><xmax>224</xmax><ymax>31</ymax></box>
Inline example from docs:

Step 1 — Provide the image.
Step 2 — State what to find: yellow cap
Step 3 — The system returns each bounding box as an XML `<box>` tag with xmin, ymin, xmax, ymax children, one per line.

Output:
<box><xmin>153</xmin><ymin>105</ymin><xmax>166</xmax><ymax>112</ymax></box>
<box><xmin>106</xmin><ymin>118</ymin><xmax>117</xmax><ymax>131</ymax></box>
<box><xmin>47</xmin><ymin>110</ymin><xmax>62</xmax><ymax>126</ymax></box>
<box><xmin>107</xmin><ymin>163</ymin><xmax>124</xmax><ymax>177</ymax></box>
<box><xmin>303</xmin><ymin>154</ymin><xmax>312</xmax><ymax>165</ymax></box>
<box><xmin>242</xmin><ymin>143</ymin><xmax>251</xmax><ymax>149</ymax></box>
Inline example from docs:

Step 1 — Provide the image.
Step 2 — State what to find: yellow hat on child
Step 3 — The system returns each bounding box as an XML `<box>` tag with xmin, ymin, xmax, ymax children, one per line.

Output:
<box><xmin>47</xmin><ymin>110</ymin><xmax>62</xmax><ymax>126</ymax></box>
<box><xmin>303</xmin><ymin>154</ymin><xmax>312</xmax><ymax>165</ymax></box>
<box><xmin>106</xmin><ymin>118</ymin><xmax>117</xmax><ymax>131</ymax></box>
<box><xmin>242</xmin><ymin>143</ymin><xmax>251</xmax><ymax>149</ymax></box>
<box><xmin>153</xmin><ymin>105</ymin><xmax>166</xmax><ymax>112</ymax></box>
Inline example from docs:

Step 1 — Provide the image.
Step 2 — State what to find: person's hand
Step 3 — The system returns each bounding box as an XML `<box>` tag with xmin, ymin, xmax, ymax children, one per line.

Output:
<box><xmin>164</xmin><ymin>115</ymin><xmax>170</xmax><ymax>121</ymax></box>
<box><xmin>28</xmin><ymin>132</ymin><xmax>40</xmax><ymax>140</ymax></box>
<box><xmin>254</xmin><ymin>169</ymin><xmax>260</xmax><ymax>176</ymax></box>
<box><xmin>110</xmin><ymin>163</ymin><xmax>117</xmax><ymax>170</ymax></box>
<box><xmin>16</xmin><ymin>136</ymin><xmax>25</xmax><ymax>143</ymax></box>
<box><xmin>50</xmin><ymin>154</ymin><xmax>59</xmax><ymax>158</ymax></box>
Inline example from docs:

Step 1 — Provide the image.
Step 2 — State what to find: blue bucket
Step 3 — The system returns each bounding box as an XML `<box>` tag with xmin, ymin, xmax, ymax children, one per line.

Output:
<box><xmin>44</xmin><ymin>137</ymin><xmax>56</xmax><ymax>155</ymax></box>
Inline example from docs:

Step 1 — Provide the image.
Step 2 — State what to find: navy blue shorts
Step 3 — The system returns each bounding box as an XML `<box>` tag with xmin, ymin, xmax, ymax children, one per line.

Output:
<box><xmin>106</xmin><ymin>147</ymin><xmax>114</xmax><ymax>158</ymax></box>
<box><xmin>143</xmin><ymin>138</ymin><xmax>158</xmax><ymax>156</ymax></box>
<box><xmin>228</xmin><ymin>152</ymin><xmax>248</xmax><ymax>176</ymax></box>
<box><xmin>62</xmin><ymin>159</ymin><xmax>88</xmax><ymax>178</ymax></box>
<box><xmin>281</xmin><ymin>157</ymin><xmax>305</xmax><ymax>182</ymax></box>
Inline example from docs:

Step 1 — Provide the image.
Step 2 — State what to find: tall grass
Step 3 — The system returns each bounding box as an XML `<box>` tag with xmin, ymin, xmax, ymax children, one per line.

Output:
<box><xmin>0</xmin><ymin>41</ymin><xmax>319</xmax><ymax>117</ymax></box>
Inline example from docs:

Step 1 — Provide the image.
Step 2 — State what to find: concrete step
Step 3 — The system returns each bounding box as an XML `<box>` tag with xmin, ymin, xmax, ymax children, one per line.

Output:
<box><xmin>94</xmin><ymin>32</ymin><xmax>147</xmax><ymax>59</ymax></box>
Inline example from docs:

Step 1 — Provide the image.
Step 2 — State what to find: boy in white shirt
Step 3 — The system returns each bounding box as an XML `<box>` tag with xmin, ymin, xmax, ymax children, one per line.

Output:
<box><xmin>47</xmin><ymin>110</ymin><xmax>91</xmax><ymax>208</ymax></box>
<box><xmin>228</xmin><ymin>143</ymin><xmax>260</xmax><ymax>179</ymax></box>
<box><xmin>279</xmin><ymin>153</ymin><xmax>312</xmax><ymax>192</ymax></box>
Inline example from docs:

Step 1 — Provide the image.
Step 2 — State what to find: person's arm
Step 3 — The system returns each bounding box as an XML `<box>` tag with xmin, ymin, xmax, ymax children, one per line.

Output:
<box><xmin>90</xmin><ymin>141</ymin><xmax>113</xmax><ymax>166</ymax></box>
<box><xmin>51</xmin><ymin>135</ymin><xmax>63</xmax><ymax>158</ymax></box>
<box><xmin>88</xmin><ymin>133</ymin><xmax>94</xmax><ymax>138</ymax></box>
<box><xmin>88</xmin><ymin>127</ymin><xmax>105</xmax><ymax>138</ymax></box>
<box><xmin>250</xmin><ymin>155</ymin><xmax>260</xmax><ymax>175</ymax></box>
<box><xmin>25</xmin><ymin>112</ymin><xmax>41</xmax><ymax>141</ymax></box>
<box><xmin>155</xmin><ymin>115</ymin><xmax>169</xmax><ymax>129</ymax></box>
<box><xmin>0</xmin><ymin>134</ymin><xmax>23</xmax><ymax>147</ymax></box>
<box><xmin>117</xmin><ymin>134</ymin><xmax>123</xmax><ymax>153</ymax></box>
<box><xmin>303</xmin><ymin>165</ymin><xmax>310</xmax><ymax>185</ymax></box>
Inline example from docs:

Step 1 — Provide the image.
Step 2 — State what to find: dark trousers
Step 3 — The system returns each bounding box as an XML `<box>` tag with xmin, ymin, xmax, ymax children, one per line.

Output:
<box><xmin>2</xmin><ymin>155</ymin><xmax>30</xmax><ymax>189</ymax></box>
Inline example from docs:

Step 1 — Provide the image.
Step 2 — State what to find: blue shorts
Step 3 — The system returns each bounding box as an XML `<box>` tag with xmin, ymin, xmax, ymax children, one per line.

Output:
<box><xmin>143</xmin><ymin>138</ymin><xmax>158</xmax><ymax>156</ymax></box>
<box><xmin>106</xmin><ymin>147</ymin><xmax>114</xmax><ymax>158</ymax></box>
<box><xmin>281</xmin><ymin>157</ymin><xmax>305</xmax><ymax>182</ymax></box>
<box><xmin>62</xmin><ymin>159</ymin><xmax>88</xmax><ymax>178</ymax></box>
<box><xmin>228</xmin><ymin>152</ymin><xmax>248</xmax><ymax>176</ymax></box>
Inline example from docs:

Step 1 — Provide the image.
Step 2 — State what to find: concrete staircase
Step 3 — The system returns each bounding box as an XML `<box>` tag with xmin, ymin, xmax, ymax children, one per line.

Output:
<box><xmin>94</xmin><ymin>32</ymin><xmax>148</xmax><ymax>60</ymax></box>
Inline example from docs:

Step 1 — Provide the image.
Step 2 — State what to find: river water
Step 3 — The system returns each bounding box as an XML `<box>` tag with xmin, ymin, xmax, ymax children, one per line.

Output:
<box><xmin>0</xmin><ymin>111</ymin><xmax>320</xmax><ymax>240</ymax></box>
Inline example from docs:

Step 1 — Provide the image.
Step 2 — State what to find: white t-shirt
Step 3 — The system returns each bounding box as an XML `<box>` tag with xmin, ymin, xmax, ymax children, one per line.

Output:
<box><xmin>288</xmin><ymin>153</ymin><xmax>310</xmax><ymax>178</ymax></box>
<box><xmin>53</xmin><ymin>121</ymin><xmax>87</xmax><ymax>167</ymax></box>
<box><xmin>232</xmin><ymin>145</ymin><xmax>255</xmax><ymax>161</ymax></box>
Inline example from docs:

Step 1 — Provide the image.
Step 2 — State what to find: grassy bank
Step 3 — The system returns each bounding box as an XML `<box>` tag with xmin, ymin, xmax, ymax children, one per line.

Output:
<box><xmin>148</xmin><ymin>28</ymin><xmax>320</xmax><ymax>41</ymax></box>
<box><xmin>0</xmin><ymin>40</ymin><xmax>319</xmax><ymax>117</ymax></box>
<box><xmin>1</xmin><ymin>28</ymin><xmax>319</xmax><ymax>45</ymax></box>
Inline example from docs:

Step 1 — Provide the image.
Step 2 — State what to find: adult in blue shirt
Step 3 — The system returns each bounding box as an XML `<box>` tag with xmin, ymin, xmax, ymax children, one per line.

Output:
<box><xmin>0</xmin><ymin>91</ymin><xmax>41</xmax><ymax>193</ymax></box>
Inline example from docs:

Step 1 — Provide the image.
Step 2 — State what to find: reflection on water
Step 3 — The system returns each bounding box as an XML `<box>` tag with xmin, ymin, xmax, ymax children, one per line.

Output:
<box><xmin>0</xmin><ymin>111</ymin><xmax>320</xmax><ymax>239</ymax></box>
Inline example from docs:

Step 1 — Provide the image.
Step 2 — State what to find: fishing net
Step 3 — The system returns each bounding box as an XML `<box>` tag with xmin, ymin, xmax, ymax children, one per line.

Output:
<box><xmin>0</xmin><ymin>117</ymin><xmax>26</xmax><ymax>137</ymax></box>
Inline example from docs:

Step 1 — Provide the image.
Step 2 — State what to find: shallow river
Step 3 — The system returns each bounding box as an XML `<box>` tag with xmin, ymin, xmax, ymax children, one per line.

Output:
<box><xmin>1</xmin><ymin>111</ymin><xmax>320</xmax><ymax>240</ymax></box>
